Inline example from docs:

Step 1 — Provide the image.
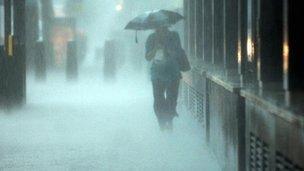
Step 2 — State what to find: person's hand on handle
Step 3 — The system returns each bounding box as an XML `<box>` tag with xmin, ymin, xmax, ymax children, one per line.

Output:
<box><xmin>145</xmin><ymin>42</ymin><xmax>162</xmax><ymax>61</ymax></box>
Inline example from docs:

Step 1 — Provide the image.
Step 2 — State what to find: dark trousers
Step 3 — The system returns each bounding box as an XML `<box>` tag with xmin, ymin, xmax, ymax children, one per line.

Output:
<box><xmin>152</xmin><ymin>79</ymin><xmax>180</xmax><ymax>127</ymax></box>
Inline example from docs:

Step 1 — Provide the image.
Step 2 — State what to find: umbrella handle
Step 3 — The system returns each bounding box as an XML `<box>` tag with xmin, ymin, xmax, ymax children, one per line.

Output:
<box><xmin>135</xmin><ymin>30</ymin><xmax>138</xmax><ymax>43</ymax></box>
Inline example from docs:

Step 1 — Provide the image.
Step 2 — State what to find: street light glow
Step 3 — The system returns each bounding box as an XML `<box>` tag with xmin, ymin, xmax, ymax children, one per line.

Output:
<box><xmin>247</xmin><ymin>37</ymin><xmax>254</xmax><ymax>62</ymax></box>
<box><xmin>116</xmin><ymin>4</ymin><xmax>123</xmax><ymax>11</ymax></box>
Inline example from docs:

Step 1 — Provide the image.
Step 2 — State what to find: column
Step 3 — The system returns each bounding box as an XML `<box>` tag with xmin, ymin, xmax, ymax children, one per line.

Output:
<box><xmin>213</xmin><ymin>0</ymin><xmax>224</xmax><ymax>67</ymax></box>
<box><xmin>223</xmin><ymin>0</ymin><xmax>239</xmax><ymax>80</ymax></box>
<box><xmin>4</xmin><ymin>0</ymin><xmax>11</xmax><ymax>52</ymax></box>
<box><xmin>189</xmin><ymin>0</ymin><xmax>195</xmax><ymax>59</ymax></box>
<box><xmin>282</xmin><ymin>0</ymin><xmax>304</xmax><ymax>106</ymax></box>
<box><xmin>40</xmin><ymin>0</ymin><xmax>55</xmax><ymax>66</ymax></box>
<box><xmin>183</xmin><ymin>0</ymin><xmax>189</xmax><ymax>54</ymax></box>
<box><xmin>26</xmin><ymin>0</ymin><xmax>39</xmax><ymax>67</ymax></box>
<box><xmin>286</xmin><ymin>0</ymin><xmax>304</xmax><ymax>90</ymax></box>
<box><xmin>195</xmin><ymin>0</ymin><xmax>203</xmax><ymax>59</ymax></box>
<box><xmin>257</xmin><ymin>0</ymin><xmax>283</xmax><ymax>90</ymax></box>
<box><xmin>203</xmin><ymin>0</ymin><xmax>212</xmax><ymax>63</ymax></box>
<box><xmin>238</xmin><ymin>0</ymin><xmax>247</xmax><ymax>87</ymax></box>
<box><xmin>244</xmin><ymin>0</ymin><xmax>258</xmax><ymax>88</ymax></box>
<box><xmin>13</xmin><ymin>0</ymin><xmax>26</xmax><ymax>104</ymax></box>
<box><xmin>0</xmin><ymin>1</ymin><xmax>4</xmax><ymax>45</ymax></box>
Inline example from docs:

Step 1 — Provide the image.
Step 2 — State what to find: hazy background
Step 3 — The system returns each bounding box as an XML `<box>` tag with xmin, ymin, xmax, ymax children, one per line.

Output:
<box><xmin>0</xmin><ymin>1</ymin><xmax>220</xmax><ymax>170</ymax></box>
<box><xmin>59</xmin><ymin>0</ymin><xmax>184</xmax><ymax>66</ymax></box>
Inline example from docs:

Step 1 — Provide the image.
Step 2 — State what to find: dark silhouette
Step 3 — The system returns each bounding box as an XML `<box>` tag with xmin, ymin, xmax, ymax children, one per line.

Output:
<box><xmin>103</xmin><ymin>40</ymin><xmax>117</xmax><ymax>81</ymax></box>
<box><xmin>145</xmin><ymin>27</ymin><xmax>183</xmax><ymax>131</ymax></box>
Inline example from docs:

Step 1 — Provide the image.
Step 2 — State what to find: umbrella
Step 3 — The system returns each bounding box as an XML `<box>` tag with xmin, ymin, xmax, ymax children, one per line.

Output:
<box><xmin>125</xmin><ymin>10</ymin><xmax>184</xmax><ymax>30</ymax></box>
<box><xmin>125</xmin><ymin>10</ymin><xmax>184</xmax><ymax>42</ymax></box>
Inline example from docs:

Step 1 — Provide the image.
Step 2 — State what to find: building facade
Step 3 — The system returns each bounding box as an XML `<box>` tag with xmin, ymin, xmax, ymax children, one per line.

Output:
<box><xmin>182</xmin><ymin>0</ymin><xmax>304</xmax><ymax>170</ymax></box>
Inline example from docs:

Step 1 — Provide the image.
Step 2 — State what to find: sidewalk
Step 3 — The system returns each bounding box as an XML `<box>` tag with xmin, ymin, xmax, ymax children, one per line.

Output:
<box><xmin>0</xmin><ymin>67</ymin><xmax>220</xmax><ymax>171</ymax></box>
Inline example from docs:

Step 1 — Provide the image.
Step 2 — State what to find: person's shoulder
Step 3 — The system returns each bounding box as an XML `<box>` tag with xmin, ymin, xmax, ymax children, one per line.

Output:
<box><xmin>148</xmin><ymin>32</ymin><xmax>157</xmax><ymax>38</ymax></box>
<box><xmin>169</xmin><ymin>30</ymin><xmax>179</xmax><ymax>35</ymax></box>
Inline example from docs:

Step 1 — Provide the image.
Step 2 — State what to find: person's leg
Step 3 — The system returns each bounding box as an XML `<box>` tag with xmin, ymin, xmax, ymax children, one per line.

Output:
<box><xmin>163</xmin><ymin>80</ymin><xmax>180</xmax><ymax>131</ymax></box>
<box><xmin>165</xmin><ymin>79</ymin><xmax>180</xmax><ymax>117</ymax></box>
<box><xmin>152</xmin><ymin>80</ymin><xmax>166</xmax><ymax>129</ymax></box>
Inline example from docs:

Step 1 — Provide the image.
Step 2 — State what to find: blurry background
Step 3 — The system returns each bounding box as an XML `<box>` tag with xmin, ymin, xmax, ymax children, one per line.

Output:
<box><xmin>24</xmin><ymin>0</ymin><xmax>183</xmax><ymax>71</ymax></box>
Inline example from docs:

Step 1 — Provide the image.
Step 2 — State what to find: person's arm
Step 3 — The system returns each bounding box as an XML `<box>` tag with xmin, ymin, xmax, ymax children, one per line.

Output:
<box><xmin>173</xmin><ymin>32</ymin><xmax>182</xmax><ymax>50</ymax></box>
<box><xmin>145</xmin><ymin>48</ymin><xmax>158</xmax><ymax>61</ymax></box>
<box><xmin>145</xmin><ymin>34</ymin><xmax>157</xmax><ymax>61</ymax></box>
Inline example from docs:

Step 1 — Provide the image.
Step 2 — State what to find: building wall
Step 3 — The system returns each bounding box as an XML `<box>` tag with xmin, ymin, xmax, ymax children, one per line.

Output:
<box><xmin>182</xmin><ymin>0</ymin><xmax>304</xmax><ymax>170</ymax></box>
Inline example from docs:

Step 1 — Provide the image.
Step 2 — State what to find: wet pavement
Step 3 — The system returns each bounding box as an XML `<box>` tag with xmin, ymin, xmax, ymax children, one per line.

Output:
<box><xmin>0</xmin><ymin>67</ymin><xmax>220</xmax><ymax>171</ymax></box>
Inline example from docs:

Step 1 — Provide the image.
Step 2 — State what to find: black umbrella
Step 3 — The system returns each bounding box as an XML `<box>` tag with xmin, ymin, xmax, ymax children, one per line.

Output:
<box><xmin>125</xmin><ymin>10</ymin><xmax>184</xmax><ymax>42</ymax></box>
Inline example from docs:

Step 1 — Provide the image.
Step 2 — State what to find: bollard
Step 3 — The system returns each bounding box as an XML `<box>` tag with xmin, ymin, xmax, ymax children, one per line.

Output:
<box><xmin>0</xmin><ymin>44</ymin><xmax>26</xmax><ymax>107</ymax></box>
<box><xmin>34</xmin><ymin>41</ymin><xmax>46</xmax><ymax>81</ymax></box>
<box><xmin>66</xmin><ymin>41</ymin><xmax>78</xmax><ymax>81</ymax></box>
<box><xmin>103</xmin><ymin>40</ymin><xmax>117</xmax><ymax>81</ymax></box>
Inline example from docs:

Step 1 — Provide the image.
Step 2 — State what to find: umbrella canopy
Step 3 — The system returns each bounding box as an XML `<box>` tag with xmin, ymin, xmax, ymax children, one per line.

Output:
<box><xmin>125</xmin><ymin>10</ymin><xmax>184</xmax><ymax>30</ymax></box>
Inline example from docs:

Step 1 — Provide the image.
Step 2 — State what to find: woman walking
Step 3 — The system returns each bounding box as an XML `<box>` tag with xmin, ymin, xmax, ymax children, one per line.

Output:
<box><xmin>145</xmin><ymin>26</ymin><xmax>183</xmax><ymax>131</ymax></box>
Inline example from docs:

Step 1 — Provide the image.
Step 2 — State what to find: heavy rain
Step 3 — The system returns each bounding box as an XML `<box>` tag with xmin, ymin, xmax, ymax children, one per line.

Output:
<box><xmin>1</xmin><ymin>0</ymin><xmax>303</xmax><ymax>171</ymax></box>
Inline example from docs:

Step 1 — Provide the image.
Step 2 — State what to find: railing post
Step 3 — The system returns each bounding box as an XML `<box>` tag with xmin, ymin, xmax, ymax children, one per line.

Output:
<box><xmin>103</xmin><ymin>40</ymin><xmax>117</xmax><ymax>81</ymax></box>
